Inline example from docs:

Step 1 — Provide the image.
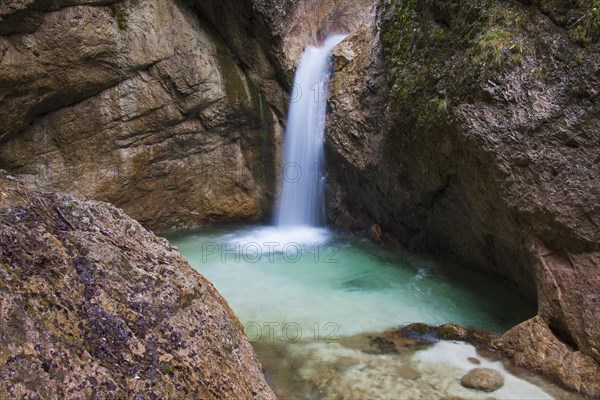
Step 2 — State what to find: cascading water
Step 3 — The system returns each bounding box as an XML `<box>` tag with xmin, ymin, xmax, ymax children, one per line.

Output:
<box><xmin>275</xmin><ymin>34</ymin><xmax>347</xmax><ymax>227</ymax></box>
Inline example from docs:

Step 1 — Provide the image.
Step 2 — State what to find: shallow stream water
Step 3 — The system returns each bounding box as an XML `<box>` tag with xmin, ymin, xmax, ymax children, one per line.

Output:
<box><xmin>165</xmin><ymin>225</ymin><xmax>579</xmax><ymax>399</ymax></box>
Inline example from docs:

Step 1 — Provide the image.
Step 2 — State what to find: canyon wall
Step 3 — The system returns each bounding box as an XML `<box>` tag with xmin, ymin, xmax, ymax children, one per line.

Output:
<box><xmin>0</xmin><ymin>0</ymin><xmax>286</xmax><ymax>231</ymax></box>
<box><xmin>326</xmin><ymin>0</ymin><xmax>600</xmax><ymax>396</ymax></box>
<box><xmin>2</xmin><ymin>0</ymin><xmax>599</xmax><ymax>396</ymax></box>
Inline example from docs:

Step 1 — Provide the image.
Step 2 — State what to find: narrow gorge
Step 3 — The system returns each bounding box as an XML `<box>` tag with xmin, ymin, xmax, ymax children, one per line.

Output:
<box><xmin>1</xmin><ymin>0</ymin><xmax>599</xmax><ymax>399</ymax></box>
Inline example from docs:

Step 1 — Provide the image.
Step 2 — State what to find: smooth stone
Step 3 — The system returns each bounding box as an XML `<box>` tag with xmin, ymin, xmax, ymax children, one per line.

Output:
<box><xmin>468</xmin><ymin>357</ymin><xmax>482</xmax><ymax>365</ymax></box>
<box><xmin>460</xmin><ymin>368</ymin><xmax>504</xmax><ymax>392</ymax></box>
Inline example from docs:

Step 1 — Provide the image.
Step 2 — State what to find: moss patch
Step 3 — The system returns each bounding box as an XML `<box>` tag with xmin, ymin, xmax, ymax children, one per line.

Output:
<box><xmin>381</xmin><ymin>0</ymin><xmax>532</xmax><ymax>162</ymax></box>
<box><xmin>569</xmin><ymin>0</ymin><xmax>600</xmax><ymax>45</ymax></box>
<box><xmin>108</xmin><ymin>4</ymin><xmax>127</xmax><ymax>30</ymax></box>
<box><xmin>214</xmin><ymin>39</ymin><xmax>249</xmax><ymax>105</ymax></box>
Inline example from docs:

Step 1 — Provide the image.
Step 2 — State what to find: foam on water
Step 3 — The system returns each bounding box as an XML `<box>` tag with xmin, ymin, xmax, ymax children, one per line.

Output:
<box><xmin>227</xmin><ymin>225</ymin><xmax>332</xmax><ymax>250</ymax></box>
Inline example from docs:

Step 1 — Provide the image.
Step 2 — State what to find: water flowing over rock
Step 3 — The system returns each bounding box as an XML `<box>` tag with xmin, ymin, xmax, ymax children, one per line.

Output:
<box><xmin>275</xmin><ymin>34</ymin><xmax>346</xmax><ymax>227</ymax></box>
<box><xmin>0</xmin><ymin>173</ymin><xmax>275</xmax><ymax>399</ymax></box>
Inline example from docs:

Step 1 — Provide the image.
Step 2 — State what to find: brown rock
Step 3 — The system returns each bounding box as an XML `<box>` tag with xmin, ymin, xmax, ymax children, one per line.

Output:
<box><xmin>0</xmin><ymin>0</ymin><xmax>284</xmax><ymax>231</ymax></box>
<box><xmin>0</xmin><ymin>174</ymin><xmax>275</xmax><ymax>399</ymax></box>
<box><xmin>325</xmin><ymin>1</ymin><xmax>600</xmax><ymax>396</ymax></box>
<box><xmin>468</xmin><ymin>357</ymin><xmax>482</xmax><ymax>365</ymax></box>
<box><xmin>494</xmin><ymin>316</ymin><xmax>600</xmax><ymax>399</ymax></box>
<box><xmin>460</xmin><ymin>368</ymin><xmax>504</xmax><ymax>392</ymax></box>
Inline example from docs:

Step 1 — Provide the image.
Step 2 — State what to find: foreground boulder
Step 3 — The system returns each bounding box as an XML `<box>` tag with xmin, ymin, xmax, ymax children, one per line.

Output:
<box><xmin>0</xmin><ymin>173</ymin><xmax>275</xmax><ymax>399</ymax></box>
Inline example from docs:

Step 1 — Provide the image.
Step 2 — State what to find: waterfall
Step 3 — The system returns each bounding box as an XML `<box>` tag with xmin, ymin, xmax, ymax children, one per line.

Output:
<box><xmin>275</xmin><ymin>34</ymin><xmax>347</xmax><ymax>227</ymax></box>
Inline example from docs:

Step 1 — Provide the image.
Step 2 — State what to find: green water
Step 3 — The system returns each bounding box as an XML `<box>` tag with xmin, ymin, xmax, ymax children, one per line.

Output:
<box><xmin>165</xmin><ymin>225</ymin><xmax>564</xmax><ymax>400</ymax></box>
<box><xmin>167</xmin><ymin>225</ymin><xmax>533</xmax><ymax>337</ymax></box>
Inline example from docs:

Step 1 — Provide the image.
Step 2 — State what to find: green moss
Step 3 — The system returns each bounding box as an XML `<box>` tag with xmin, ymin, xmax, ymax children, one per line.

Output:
<box><xmin>108</xmin><ymin>4</ymin><xmax>127</xmax><ymax>30</ymax></box>
<box><xmin>110</xmin><ymin>209</ymin><xmax>121</xmax><ymax>219</ymax></box>
<box><xmin>435</xmin><ymin>97</ymin><xmax>449</xmax><ymax>113</ymax></box>
<box><xmin>259</xmin><ymin>196</ymin><xmax>270</xmax><ymax>215</ymax></box>
<box><xmin>533</xmin><ymin>66</ymin><xmax>544</xmax><ymax>80</ymax></box>
<box><xmin>470</xmin><ymin>3</ymin><xmax>526</xmax><ymax>71</ymax></box>
<box><xmin>163</xmin><ymin>364</ymin><xmax>176</xmax><ymax>376</ymax></box>
<box><xmin>214</xmin><ymin>39</ymin><xmax>248</xmax><ymax>104</ymax></box>
<box><xmin>569</xmin><ymin>0</ymin><xmax>600</xmax><ymax>45</ymax></box>
<box><xmin>473</xmin><ymin>27</ymin><xmax>523</xmax><ymax>70</ymax></box>
<box><xmin>432</xmin><ymin>26</ymin><xmax>446</xmax><ymax>40</ymax></box>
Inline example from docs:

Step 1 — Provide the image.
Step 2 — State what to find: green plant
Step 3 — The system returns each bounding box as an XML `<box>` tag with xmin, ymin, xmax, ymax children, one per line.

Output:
<box><xmin>163</xmin><ymin>364</ymin><xmax>176</xmax><ymax>376</ymax></box>
<box><xmin>435</xmin><ymin>97</ymin><xmax>449</xmax><ymax>113</ymax></box>
<box><xmin>570</xmin><ymin>0</ymin><xmax>600</xmax><ymax>45</ymax></box>
<box><xmin>473</xmin><ymin>27</ymin><xmax>523</xmax><ymax>70</ymax></box>
<box><xmin>108</xmin><ymin>4</ymin><xmax>127</xmax><ymax>30</ymax></box>
<box><xmin>432</xmin><ymin>26</ymin><xmax>446</xmax><ymax>40</ymax></box>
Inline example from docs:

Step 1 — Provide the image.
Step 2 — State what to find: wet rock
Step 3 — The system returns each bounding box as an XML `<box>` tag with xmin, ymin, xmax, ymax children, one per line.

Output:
<box><xmin>399</xmin><ymin>323</ymin><xmax>495</xmax><ymax>346</ymax></box>
<box><xmin>0</xmin><ymin>174</ymin><xmax>275</xmax><ymax>399</ymax></box>
<box><xmin>368</xmin><ymin>223</ymin><xmax>383</xmax><ymax>242</ymax></box>
<box><xmin>325</xmin><ymin>1</ymin><xmax>600</xmax><ymax>397</ymax></box>
<box><xmin>494</xmin><ymin>316</ymin><xmax>600</xmax><ymax>398</ymax></box>
<box><xmin>460</xmin><ymin>368</ymin><xmax>504</xmax><ymax>392</ymax></box>
<box><xmin>468</xmin><ymin>357</ymin><xmax>482</xmax><ymax>365</ymax></box>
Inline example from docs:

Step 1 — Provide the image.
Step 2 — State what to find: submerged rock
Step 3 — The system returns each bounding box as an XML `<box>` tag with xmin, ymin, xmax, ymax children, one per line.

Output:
<box><xmin>0</xmin><ymin>174</ymin><xmax>275</xmax><ymax>399</ymax></box>
<box><xmin>460</xmin><ymin>368</ymin><xmax>504</xmax><ymax>392</ymax></box>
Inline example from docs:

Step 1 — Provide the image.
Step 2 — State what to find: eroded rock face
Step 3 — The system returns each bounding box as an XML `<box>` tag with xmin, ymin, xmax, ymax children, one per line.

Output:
<box><xmin>0</xmin><ymin>0</ymin><xmax>283</xmax><ymax>231</ymax></box>
<box><xmin>494</xmin><ymin>316</ymin><xmax>600</xmax><ymax>398</ymax></box>
<box><xmin>0</xmin><ymin>173</ymin><xmax>275</xmax><ymax>399</ymax></box>
<box><xmin>326</xmin><ymin>0</ymin><xmax>600</xmax><ymax>396</ymax></box>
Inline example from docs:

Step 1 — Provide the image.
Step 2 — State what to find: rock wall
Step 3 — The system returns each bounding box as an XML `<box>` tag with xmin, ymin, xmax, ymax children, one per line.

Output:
<box><xmin>2</xmin><ymin>0</ymin><xmax>599</xmax><ymax>396</ymax></box>
<box><xmin>326</xmin><ymin>0</ymin><xmax>600</xmax><ymax>396</ymax></box>
<box><xmin>0</xmin><ymin>173</ymin><xmax>275</xmax><ymax>399</ymax></box>
<box><xmin>0</xmin><ymin>0</ymin><xmax>285</xmax><ymax>231</ymax></box>
<box><xmin>0</xmin><ymin>0</ymin><xmax>378</xmax><ymax>232</ymax></box>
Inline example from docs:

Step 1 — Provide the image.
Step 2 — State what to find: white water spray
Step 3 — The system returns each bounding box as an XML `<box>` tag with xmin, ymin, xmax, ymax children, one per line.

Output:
<box><xmin>275</xmin><ymin>34</ymin><xmax>347</xmax><ymax>227</ymax></box>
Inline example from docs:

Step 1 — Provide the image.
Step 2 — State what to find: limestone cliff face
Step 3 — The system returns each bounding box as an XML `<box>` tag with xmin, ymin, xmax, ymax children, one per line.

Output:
<box><xmin>0</xmin><ymin>0</ymin><xmax>285</xmax><ymax>231</ymax></box>
<box><xmin>0</xmin><ymin>0</ymin><xmax>377</xmax><ymax>232</ymax></box>
<box><xmin>0</xmin><ymin>173</ymin><xmax>275</xmax><ymax>399</ymax></box>
<box><xmin>326</xmin><ymin>0</ymin><xmax>600</xmax><ymax>396</ymax></box>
